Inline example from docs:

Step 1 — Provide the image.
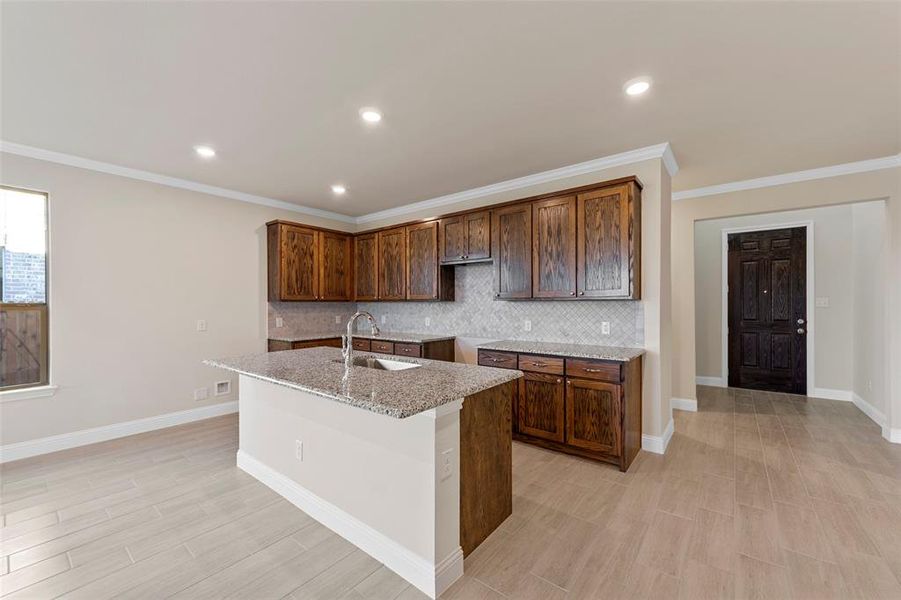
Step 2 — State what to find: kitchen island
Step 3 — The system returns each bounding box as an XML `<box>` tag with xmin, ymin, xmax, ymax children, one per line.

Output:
<box><xmin>205</xmin><ymin>347</ymin><xmax>520</xmax><ymax>599</ymax></box>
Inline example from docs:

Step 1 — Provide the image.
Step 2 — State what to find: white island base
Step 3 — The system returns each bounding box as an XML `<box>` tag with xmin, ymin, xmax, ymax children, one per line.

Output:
<box><xmin>235</xmin><ymin>374</ymin><xmax>512</xmax><ymax>598</ymax></box>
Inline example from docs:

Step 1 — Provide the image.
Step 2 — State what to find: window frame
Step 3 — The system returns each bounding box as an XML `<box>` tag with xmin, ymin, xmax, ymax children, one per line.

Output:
<box><xmin>0</xmin><ymin>184</ymin><xmax>50</xmax><ymax>393</ymax></box>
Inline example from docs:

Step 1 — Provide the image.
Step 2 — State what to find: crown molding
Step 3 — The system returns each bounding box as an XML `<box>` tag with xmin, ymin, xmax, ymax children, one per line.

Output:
<box><xmin>673</xmin><ymin>153</ymin><xmax>901</xmax><ymax>201</ymax></box>
<box><xmin>355</xmin><ymin>142</ymin><xmax>678</xmax><ymax>225</ymax></box>
<box><xmin>0</xmin><ymin>141</ymin><xmax>357</xmax><ymax>224</ymax></box>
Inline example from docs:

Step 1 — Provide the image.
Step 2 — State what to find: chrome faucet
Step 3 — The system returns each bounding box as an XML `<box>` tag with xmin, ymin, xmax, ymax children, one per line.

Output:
<box><xmin>342</xmin><ymin>311</ymin><xmax>380</xmax><ymax>368</ymax></box>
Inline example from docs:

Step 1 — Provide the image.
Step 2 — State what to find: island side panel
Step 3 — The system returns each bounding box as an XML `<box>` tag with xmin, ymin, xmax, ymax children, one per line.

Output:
<box><xmin>236</xmin><ymin>374</ymin><xmax>462</xmax><ymax>597</ymax></box>
<box><xmin>622</xmin><ymin>356</ymin><xmax>643</xmax><ymax>471</ymax></box>
<box><xmin>459</xmin><ymin>380</ymin><xmax>514</xmax><ymax>556</ymax></box>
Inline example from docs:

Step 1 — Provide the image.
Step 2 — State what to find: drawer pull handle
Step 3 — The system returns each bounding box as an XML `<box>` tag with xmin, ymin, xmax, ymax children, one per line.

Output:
<box><xmin>584</xmin><ymin>368</ymin><xmax>605</xmax><ymax>373</ymax></box>
<box><xmin>530</xmin><ymin>362</ymin><xmax>547</xmax><ymax>367</ymax></box>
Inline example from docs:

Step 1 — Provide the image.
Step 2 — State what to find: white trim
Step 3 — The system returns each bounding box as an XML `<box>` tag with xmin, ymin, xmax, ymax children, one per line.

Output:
<box><xmin>0</xmin><ymin>141</ymin><xmax>356</xmax><ymax>224</ymax></box>
<box><xmin>720</xmin><ymin>222</ymin><xmax>815</xmax><ymax>396</ymax></box>
<box><xmin>237</xmin><ymin>450</ymin><xmax>461</xmax><ymax>599</ymax></box>
<box><xmin>0</xmin><ymin>401</ymin><xmax>237</xmax><ymax>463</ymax></box>
<box><xmin>2</xmin><ymin>140</ymin><xmax>679</xmax><ymax>228</ymax></box>
<box><xmin>674</xmin><ymin>153</ymin><xmax>901</xmax><ymax>201</ymax></box>
<box><xmin>0</xmin><ymin>385</ymin><xmax>58</xmax><ymax>403</ymax></box>
<box><xmin>641</xmin><ymin>418</ymin><xmax>674</xmax><ymax>454</ymax></box>
<box><xmin>672</xmin><ymin>397</ymin><xmax>698</xmax><ymax>412</ymax></box>
<box><xmin>811</xmin><ymin>388</ymin><xmax>853</xmax><ymax>402</ymax></box>
<box><xmin>884</xmin><ymin>427</ymin><xmax>901</xmax><ymax>444</ymax></box>
<box><xmin>695</xmin><ymin>376</ymin><xmax>726</xmax><ymax>388</ymax></box>
<box><xmin>355</xmin><ymin>143</ymin><xmax>678</xmax><ymax>224</ymax></box>
<box><xmin>851</xmin><ymin>392</ymin><xmax>886</xmax><ymax>427</ymax></box>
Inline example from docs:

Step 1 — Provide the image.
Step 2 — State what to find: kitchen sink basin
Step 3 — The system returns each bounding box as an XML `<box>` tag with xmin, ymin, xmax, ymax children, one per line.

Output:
<box><xmin>334</xmin><ymin>357</ymin><xmax>421</xmax><ymax>371</ymax></box>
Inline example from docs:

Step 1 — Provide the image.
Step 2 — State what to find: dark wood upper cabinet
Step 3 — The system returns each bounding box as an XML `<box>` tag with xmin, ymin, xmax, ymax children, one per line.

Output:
<box><xmin>378</xmin><ymin>227</ymin><xmax>407</xmax><ymax>300</ymax></box>
<box><xmin>517</xmin><ymin>372</ymin><xmax>565</xmax><ymax>443</ymax></box>
<box><xmin>353</xmin><ymin>233</ymin><xmax>378</xmax><ymax>301</ymax></box>
<box><xmin>267</xmin><ymin>222</ymin><xmax>319</xmax><ymax>301</ymax></box>
<box><xmin>318</xmin><ymin>231</ymin><xmax>352</xmax><ymax>301</ymax></box>
<box><xmin>577</xmin><ymin>182</ymin><xmax>641</xmax><ymax>299</ymax></box>
<box><xmin>532</xmin><ymin>195</ymin><xmax>577</xmax><ymax>298</ymax></box>
<box><xmin>439</xmin><ymin>210</ymin><xmax>491</xmax><ymax>264</ymax></box>
<box><xmin>407</xmin><ymin>222</ymin><xmax>437</xmax><ymax>300</ymax></box>
<box><xmin>492</xmin><ymin>204</ymin><xmax>532</xmax><ymax>299</ymax></box>
<box><xmin>565</xmin><ymin>378</ymin><xmax>621</xmax><ymax>456</ymax></box>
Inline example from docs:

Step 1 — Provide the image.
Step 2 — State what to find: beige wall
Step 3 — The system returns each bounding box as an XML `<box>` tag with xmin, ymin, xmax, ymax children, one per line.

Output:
<box><xmin>694</xmin><ymin>204</ymin><xmax>855</xmax><ymax>392</ymax></box>
<box><xmin>672</xmin><ymin>166</ymin><xmax>900</xmax><ymax>440</ymax></box>
<box><xmin>0</xmin><ymin>153</ymin><xmax>349</xmax><ymax>445</ymax></box>
<box><xmin>851</xmin><ymin>201</ymin><xmax>887</xmax><ymax>413</ymax></box>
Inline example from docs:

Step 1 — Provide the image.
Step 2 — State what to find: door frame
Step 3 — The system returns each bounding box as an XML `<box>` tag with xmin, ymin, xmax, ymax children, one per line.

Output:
<box><xmin>720</xmin><ymin>221</ymin><xmax>814</xmax><ymax>395</ymax></box>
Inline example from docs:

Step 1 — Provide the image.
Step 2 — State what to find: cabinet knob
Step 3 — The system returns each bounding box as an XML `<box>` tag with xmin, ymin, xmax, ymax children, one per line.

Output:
<box><xmin>579</xmin><ymin>291</ymin><xmax>585</xmax><ymax>296</ymax></box>
<box><xmin>566</xmin><ymin>380</ymin><xmax>571</xmax><ymax>385</ymax></box>
<box><xmin>464</xmin><ymin>255</ymin><xmax>469</xmax><ymax>259</ymax></box>
<box><xmin>495</xmin><ymin>293</ymin><xmax>500</xmax><ymax>298</ymax></box>
<box><xmin>556</xmin><ymin>379</ymin><xmax>561</xmax><ymax>383</ymax></box>
<box><xmin>570</xmin><ymin>291</ymin><xmax>576</xmax><ymax>296</ymax></box>
<box><xmin>460</xmin><ymin>255</ymin><xmax>465</xmax><ymax>259</ymax></box>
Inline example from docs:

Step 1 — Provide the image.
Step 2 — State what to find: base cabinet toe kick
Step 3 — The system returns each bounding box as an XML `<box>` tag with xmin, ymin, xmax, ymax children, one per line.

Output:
<box><xmin>478</xmin><ymin>348</ymin><xmax>642</xmax><ymax>472</ymax></box>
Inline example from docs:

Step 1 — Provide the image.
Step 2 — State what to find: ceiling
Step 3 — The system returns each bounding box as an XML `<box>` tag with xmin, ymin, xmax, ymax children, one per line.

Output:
<box><xmin>2</xmin><ymin>2</ymin><xmax>898</xmax><ymax>217</ymax></box>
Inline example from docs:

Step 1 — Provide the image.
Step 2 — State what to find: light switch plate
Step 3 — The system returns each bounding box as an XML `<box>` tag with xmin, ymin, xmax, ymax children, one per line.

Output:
<box><xmin>523</xmin><ymin>320</ymin><xmax>532</xmax><ymax>332</ymax></box>
<box><xmin>815</xmin><ymin>297</ymin><xmax>830</xmax><ymax>308</ymax></box>
<box><xmin>425</xmin><ymin>317</ymin><xmax>431</xmax><ymax>327</ymax></box>
<box><xmin>334</xmin><ymin>315</ymin><xmax>341</xmax><ymax>324</ymax></box>
<box><xmin>193</xmin><ymin>387</ymin><xmax>209</xmax><ymax>401</ymax></box>
<box><xmin>275</xmin><ymin>317</ymin><xmax>284</xmax><ymax>328</ymax></box>
<box><xmin>601</xmin><ymin>322</ymin><xmax>611</xmax><ymax>335</ymax></box>
<box><xmin>196</xmin><ymin>319</ymin><xmax>207</xmax><ymax>332</ymax></box>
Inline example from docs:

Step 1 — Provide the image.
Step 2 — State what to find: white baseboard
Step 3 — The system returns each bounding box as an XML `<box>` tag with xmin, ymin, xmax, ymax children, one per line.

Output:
<box><xmin>237</xmin><ymin>450</ymin><xmax>460</xmax><ymax>599</ymax></box>
<box><xmin>695</xmin><ymin>376</ymin><xmax>726</xmax><ymax>388</ymax></box>
<box><xmin>642</xmin><ymin>418</ymin><xmax>674</xmax><ymax>455</ymax></box>
<box><xmin>849</xmin><ymin>393</ymin><xmax>899</xmax><ymax>444</ymax></box>
<box><xmin>0</xmin><ymin>401</ymin><xmax>238</xmax><ymax>464</ymax></box>
<box><xmin>884</xmin><ymin>427</ymin><xmax>901</xmax><ymax>444</ymax></box>
<box><xmin>672</xmin><ymin>397</ymin><xmax>698</xmax><ymax>412</ymax></box>
<box><xmin>811</xmin><ymin>388</ymin><xmax>853</xmax><ymax>402</ymax></box>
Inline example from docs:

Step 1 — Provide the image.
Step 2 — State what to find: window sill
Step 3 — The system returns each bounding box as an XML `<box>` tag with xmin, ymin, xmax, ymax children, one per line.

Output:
<box><xmin>0</xmin><ymin>385</ymin><xmax>58</xmax><ymax>403</ymax></box>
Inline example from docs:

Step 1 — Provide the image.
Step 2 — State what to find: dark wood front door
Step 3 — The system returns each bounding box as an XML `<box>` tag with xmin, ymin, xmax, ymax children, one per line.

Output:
<box><xmin>727</xmin><ymin>227</ymin><xmax>807</xmax><ymax>394</ymax></box>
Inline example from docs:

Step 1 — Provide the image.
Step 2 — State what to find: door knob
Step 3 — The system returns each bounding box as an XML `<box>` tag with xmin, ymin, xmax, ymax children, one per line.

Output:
<box><xmin>797</xmin><ymin>328</ymin><xmax>806</xmax><ymax>334</ymax></box>
<box><xmin>797</xmin><ymin>318</ymin><xmax>805</xmax><ymax>325</ymax></box>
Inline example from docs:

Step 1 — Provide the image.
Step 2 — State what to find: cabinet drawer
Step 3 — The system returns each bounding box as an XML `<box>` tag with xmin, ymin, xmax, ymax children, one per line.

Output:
<box><xmin>478</xmin><ymin>350</ymin><xmax>518</xmax><ymax>369</ymax></box>
<box><xmin>293</xmin><ymin>338</ymin><xmax>341</xmax><ymax>349</ymax></box>
<box><xmin>566</xmin><ymin>359</ymin><xmax>621</xmax><ymax>382</ymax></box>
<box><xmin>371</xmin><ymin>340</ymin><xmax>395</xmax><ymax>354</ymax></box>
<box><xmin>517</xmin><ymin>355</ymin><xmax>564</xmax><ymax>375</ymax></box>
<box><xmin>351</xmin><ymin>338</ymin><xmax>371</xmax><ymax>351</ymax></box>
<box><xmin>395</xmin><ymin>343</ymin><xmax>422</xmax><ymax>358</ymax></box>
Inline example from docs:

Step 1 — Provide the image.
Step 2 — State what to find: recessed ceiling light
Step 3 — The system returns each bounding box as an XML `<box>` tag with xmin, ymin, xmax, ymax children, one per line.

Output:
<box><xmin>359</xmin><ymin>108</ymin><xmax>382</xmax><ymax>123</ymax></box>
<box><xmin>331</xmin><ymin>184</ymin><xmax>346</xmax><ymax>195</ymax></box>
<box><xmin>623</xmin><ymin>77</ymin><xmax>652</xmax><ymax>96</ymax></box>
<box><xmin>194</xmin><ymin>145</ymin><xmax>216</xmax><ymax>158</ymax></box>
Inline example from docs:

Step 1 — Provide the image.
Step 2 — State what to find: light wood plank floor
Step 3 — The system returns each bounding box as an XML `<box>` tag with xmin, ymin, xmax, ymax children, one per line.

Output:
<box><xmin>2</xmin><ymin>385</ymin><xmax>901</xmax><ymax>599</ymax></box>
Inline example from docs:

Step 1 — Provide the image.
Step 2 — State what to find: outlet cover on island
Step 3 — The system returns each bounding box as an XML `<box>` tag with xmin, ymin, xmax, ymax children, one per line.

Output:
<box><xmin>523</xmin><ymin>320</ymin><xmax>532</xmax><ymax>332</ymax></box>
<box><xmin>193</xmin><ymin>387</ymin><xmax>209</xmax><ymax>401</ymax></box>
<box><xmin>275</xmin><ymin>317</ymin><xmax>284</xmax><ymax>328</ymax></box>
<box><xmin>440</xmin><ymin>448</ymin><xmax>453</xmax><ymax>480</ymax></box>
<box><xmin>601</xmin><ymin>322</ymin><xmax>611</xmax><ymax>335</ymax></box>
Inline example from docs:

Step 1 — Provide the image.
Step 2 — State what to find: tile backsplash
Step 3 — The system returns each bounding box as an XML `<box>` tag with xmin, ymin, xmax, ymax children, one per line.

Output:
<box><xmin>270</xmin><ymin>263</ymin><xmax>644</xmax><ymax>347</ymax></box>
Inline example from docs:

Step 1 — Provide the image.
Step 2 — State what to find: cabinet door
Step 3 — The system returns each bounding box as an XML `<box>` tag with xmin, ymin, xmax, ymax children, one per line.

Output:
<box><xmin>465</xmin><ymin>210</ymin><xmax>491</xmax><ymax>260</ymax></box>
<box><xmin>354</xmin><ymin>233</ymin><xmax>378</xmax><ymax>301</ymax></box>
<box><xmin>577</xmin><ymin>183</ymin><xmax>639</xmax><ymax>299</ymax></box>
<box><xmin>378</xmin><ymin>227</ymin><xmax>407</xmax><ymax>300</ymax></box>
<box><xmin>319</xmin><ymin>231</ymin><xmax>352</xmax><ymax>301</ymax></box>
<box><xmin>517</xmin><ymin>372</ymin><xmax>565</xmax><ymax>442</ymax></box>
<box><xmin>532</xmin><ymin>195</ymin><xmax>577</xmax><ymax>298</ymax></box>
<box><xmin>438</xmin><ymin>216</ymin><xmax>466</xmax><ymax>263</ymax></box>
<box><xmin>492</xmin><ymin>204</ymin><xmax>532</xmax><ymax>299</ymax></box>
<box><xmin>280</xmin><ymin>225</ymin><xmax>319</xmax><ymax>301</ymax></box>
<box><xmin>565</xmin><ymin>378</ymin><xmax>621</xmax><ymax>456</ymax></box>
<box><xmin>407</xmin><ymin>222</ymin><xmax>439</xmax><ymax>300</ymax></box>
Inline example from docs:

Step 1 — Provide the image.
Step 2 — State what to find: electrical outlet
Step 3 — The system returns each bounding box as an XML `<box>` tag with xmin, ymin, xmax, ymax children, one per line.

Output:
<box><xmin>193</xmin><ymin>387</ymin><xmax>209</xmax><ymax>401</ymax></box>
<box><xmin>523</xmin><ymin>320</ymin><xmax>532</xmax><ymax>332</ymax></box>
<box><xmin>601</xmin><ymin>322</ymin><xmax>611</xmax><ymax>335</ymax></box>
<box><xmin>295</xmin><ymin>440</ymin><xmax>303</xmax><ymax>462</ymax></box>
<box><xmin>334</xmin><ymin>315</ymin><xmax>341</xmax><ymax>324</ymax></box>
<box><xmin>275</xmin><ymin>317</ymin><xmax>284</xmax><ymax>328</ymax></box>
<box><xmin>196</xmin><ymin>319</ymin><xmax>207</xmax><ymax>332</ymax></box>
<box><xmin>440</xmin><ymin>448</ymin><xmax>454</xmax><ymax>480</ymax></box>
<box><xmin>867</xmin><ymin>380</ymin><xmax>873</xmax><ymax>392</ymax></box>
<box><xmin>425</xmin><ymin>317</ymin><xmax>431</xmax><ymax>327</ymax></box>
<box><xmin>381</xmin><ymin>315</ymin><xmax>387</xmax><ymax>324</ymax></box>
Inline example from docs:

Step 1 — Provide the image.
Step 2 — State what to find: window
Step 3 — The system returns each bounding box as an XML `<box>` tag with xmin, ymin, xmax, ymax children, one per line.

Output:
<box><xmin>0</xmin><ymin>186</ymin><xmax>49</xmax><ymax>391</ymax></box>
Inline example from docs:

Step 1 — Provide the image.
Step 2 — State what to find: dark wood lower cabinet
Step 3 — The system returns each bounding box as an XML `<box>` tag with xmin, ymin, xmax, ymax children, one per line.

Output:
<box><xmin>269</xmin><ymin>337</ymin><xmax>455</xmax><ymax>361</ymax></box>
<box><xmin>517</xmin><ymin>372</ymin><xmax>565</xmax><ymax>443</ymax></box>
<box><xmin>268</xmin><ymin>338</ymin><xmax>342</xmax><ymax>351</ymax></box>
<box><xmin>478</xmin><ymin>349</ymin><xmax>642</xmax><ymax>471</ymax></box>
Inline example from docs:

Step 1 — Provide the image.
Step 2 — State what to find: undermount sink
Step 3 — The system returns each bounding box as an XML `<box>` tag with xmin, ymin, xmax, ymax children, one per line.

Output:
<box><xmin>334</xmin><ymin>357</ymin><xmax>421</xmax><ymax>371</ymax></box>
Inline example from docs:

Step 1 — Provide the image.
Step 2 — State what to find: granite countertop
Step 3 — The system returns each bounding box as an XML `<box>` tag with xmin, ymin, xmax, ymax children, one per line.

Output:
<box><xmin>477</xmin><ymin>340</ymin><xmax>645</xmax><ymax>362</ymax></box>
<box><xmin>268</xmin><ymin>331</ymin><xmax>456</xmax><ymax>344</ymax></box>
<box><xmin>205</xmin><ymin>347</ymin><xmax>520</xmax><ymax>419</ymax></box>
